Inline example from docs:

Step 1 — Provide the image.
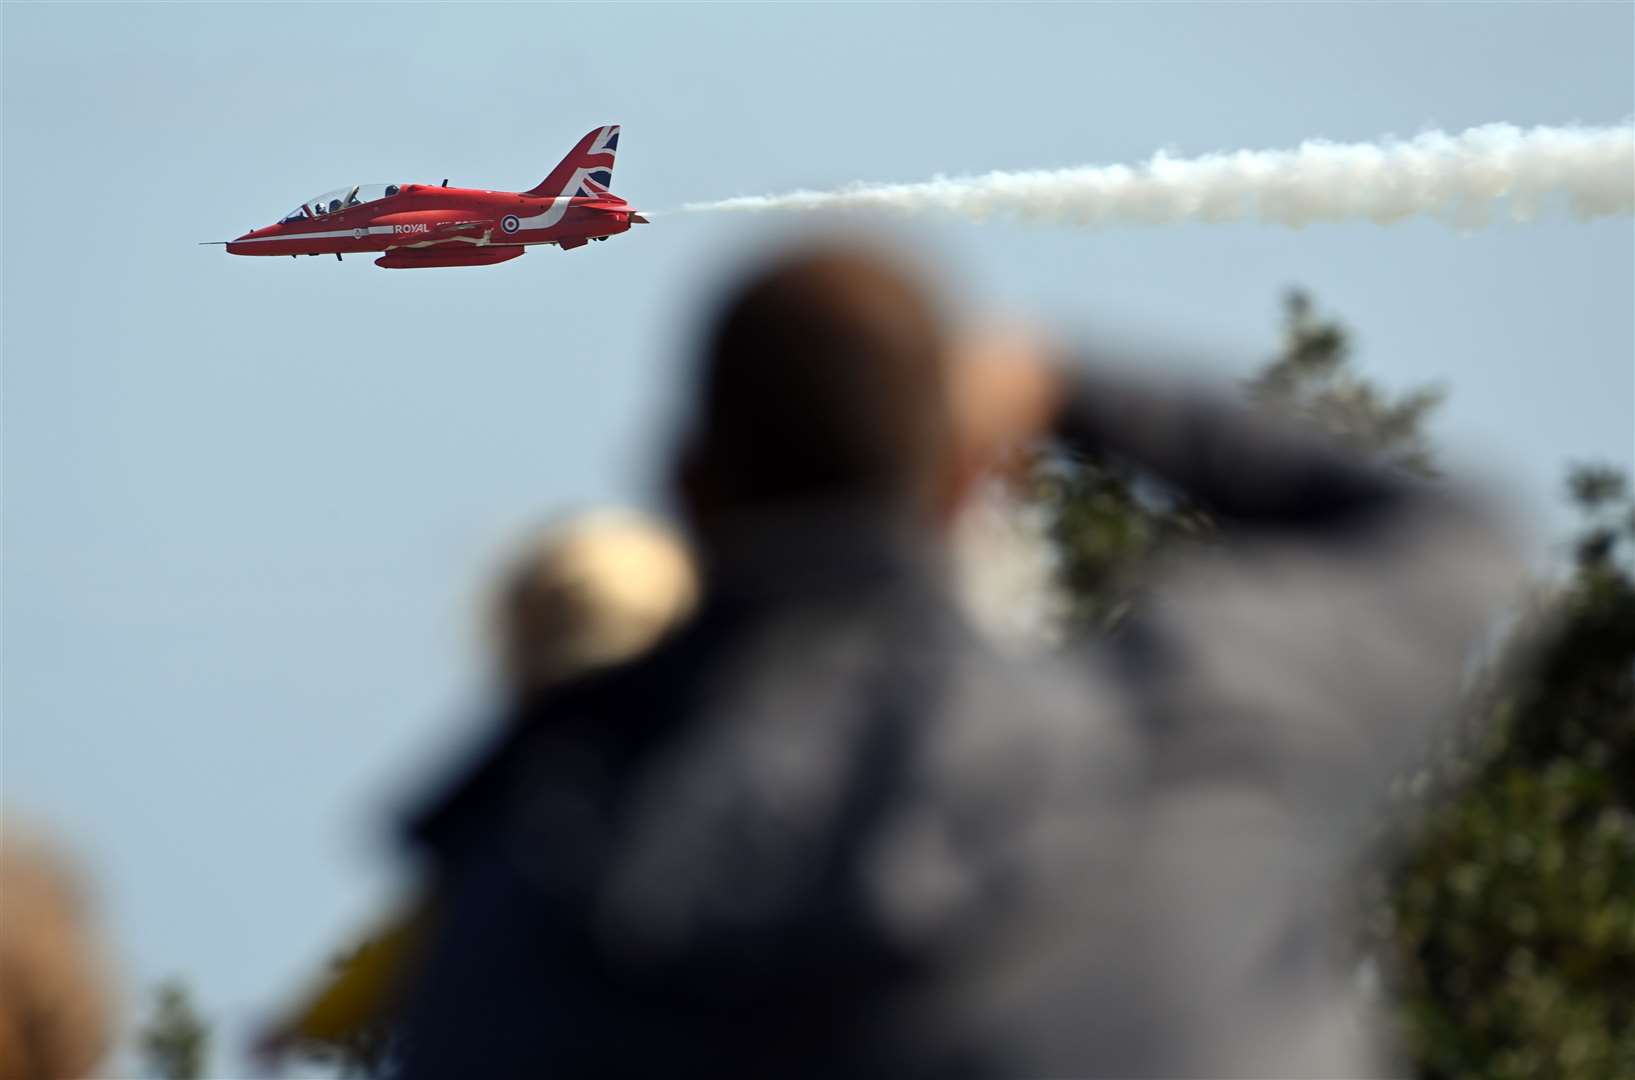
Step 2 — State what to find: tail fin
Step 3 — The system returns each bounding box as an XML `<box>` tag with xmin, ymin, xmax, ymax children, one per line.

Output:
<box><xmin>525</xmin><ymin>125</ymin><xmax>621</xmax><ymax>199</ymax></box>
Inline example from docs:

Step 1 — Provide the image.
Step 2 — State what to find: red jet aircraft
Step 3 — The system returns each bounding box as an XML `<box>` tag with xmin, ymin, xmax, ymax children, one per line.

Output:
<box><xmin>212</xmin><ymin>125</ymin><xmax>644</xmax><ymax>269</ymax></box>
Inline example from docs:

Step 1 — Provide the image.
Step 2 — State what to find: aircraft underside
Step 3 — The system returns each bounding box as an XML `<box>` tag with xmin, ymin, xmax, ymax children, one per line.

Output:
<box><xmin>370</xmin><ymin>231</ymin><xmax>611</xmax><ymax>268</ymax></box>
<box><xmin>254</xmin><ymin>226</ymin><xmax>622</xmax><ymax>268</ymax></box>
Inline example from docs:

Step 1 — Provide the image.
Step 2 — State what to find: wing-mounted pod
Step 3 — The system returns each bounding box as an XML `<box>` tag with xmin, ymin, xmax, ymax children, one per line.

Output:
<box><xmin>375</xmin><ymin>246</ymin><xmax>525</xmax><ymax>269</ymax></box>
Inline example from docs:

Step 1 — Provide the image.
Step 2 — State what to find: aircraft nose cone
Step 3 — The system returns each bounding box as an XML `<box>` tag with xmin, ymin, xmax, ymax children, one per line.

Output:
<box><xmin>224</xmin><ymin>224</ymin><xmax>281</xmax><ymax>256</ymax></box>
<box><xmin>225</xmin><ymin>228</ymin><xmax>266</xmax><ymax>255</ymax></box>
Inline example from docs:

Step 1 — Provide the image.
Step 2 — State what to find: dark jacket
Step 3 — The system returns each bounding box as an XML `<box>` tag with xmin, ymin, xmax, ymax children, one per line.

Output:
<box><xmin>397</xmin><ymin>373</ymin><xmax>1519</xmax><ymax>1078</ymax></box>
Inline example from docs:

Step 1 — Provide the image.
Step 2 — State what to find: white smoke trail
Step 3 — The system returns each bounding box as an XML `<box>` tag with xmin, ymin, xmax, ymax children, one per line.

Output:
<box><xmin>685</xmin><ymin>122</ymin><xmax>1634</xmax><ymax>228</ymax></box>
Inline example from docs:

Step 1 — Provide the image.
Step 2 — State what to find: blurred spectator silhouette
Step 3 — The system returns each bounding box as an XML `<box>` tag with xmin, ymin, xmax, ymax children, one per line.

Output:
<box><xmin>0</xmin><ymin>820</ymin><xmax>112</xmax><ymax>1080</ymax></box>
<box><xmin>256</xmin><ymin>511</ymin><xmax>695</xmax><ymax>1071</ymax></box>
<box><xmin>394</xmin><ymin>240</ymin><xmax>1520</xmax><ymax>1078</ymax></box>
<box><xmin>488</xmin><ymin>510</ymin><xmax>699</xmax><ymax>697</ymax></box>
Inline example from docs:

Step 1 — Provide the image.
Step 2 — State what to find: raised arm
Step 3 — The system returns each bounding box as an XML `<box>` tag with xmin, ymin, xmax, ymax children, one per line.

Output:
<box><xmin>1055</xmin><ymin>362</ymin><xmax>1410</xmax><ymax>528</ymax></box>
<box><xmin>1050</xmin><ymin>357</ymin><xmax>1522</xmax><ymax>834</ymax></box>
<box><xmin>1044</xmin><ymin>358</ymin><xmax>1524</xmax><ymax>1077</ymax></box>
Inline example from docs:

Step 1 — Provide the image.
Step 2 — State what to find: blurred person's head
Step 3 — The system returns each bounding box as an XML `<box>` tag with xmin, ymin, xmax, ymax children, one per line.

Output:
<box><xmin>0</xmin><ymin>821</ymin><xmax>112</xmax><ymax>1080</ymax></box>
<box><xmin>490</xmin><ymin>511</ymin><xmax>697</xmax><ymax>694</ymax></box>
<box><xmin>677</xmin><ymin>241</ymin><xmax>962</xmax><ymax>533</ymax></box>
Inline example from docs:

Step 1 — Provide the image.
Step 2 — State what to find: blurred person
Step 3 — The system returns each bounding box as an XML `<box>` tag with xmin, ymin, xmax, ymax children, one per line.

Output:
<box><xmin>489</xmin><ymin>510</ymin><xmax>700</xmax><ymax>695</ymax></box>
<box><xmin>0</xmin><ymin>820</ymin><xmax>113</xmax><ymax>1080</ymax></box>
<box><xmin>254</xmin><ymin>511</ymin><xmax>696</xmax><ymax>1070</ymax></box>
<box><xmin>394</xmin><ymin>241</ymin><xmax>1520</xmax><ymax>1078</ymax></box>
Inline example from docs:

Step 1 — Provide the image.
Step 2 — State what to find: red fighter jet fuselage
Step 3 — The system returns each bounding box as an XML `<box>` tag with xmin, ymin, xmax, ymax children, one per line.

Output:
<box><xmin>216</xmin><ymin>125</ymin><xmax>644</xmax><ymax>269</ymax></box>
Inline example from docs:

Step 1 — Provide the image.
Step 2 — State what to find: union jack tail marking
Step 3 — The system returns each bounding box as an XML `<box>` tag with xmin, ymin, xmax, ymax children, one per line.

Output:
<box><xmin>525</xmin><ymin>125</ymin><xmax>621</xmax><ymax>199</ymax></box>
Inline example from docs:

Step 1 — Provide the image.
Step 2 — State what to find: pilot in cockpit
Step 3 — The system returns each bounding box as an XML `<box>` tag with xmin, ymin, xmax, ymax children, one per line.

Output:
<box><xmin>328</xmin><ymin>198</ymin><xmax>344</xmax><ymax>214</ymax></box>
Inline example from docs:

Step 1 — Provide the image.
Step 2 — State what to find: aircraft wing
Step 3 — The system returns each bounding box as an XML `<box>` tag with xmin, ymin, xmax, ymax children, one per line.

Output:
<box><xmin>385</xmin><ymin>220</ymin><xmax>495</xmax><ymax>248</ymax></box>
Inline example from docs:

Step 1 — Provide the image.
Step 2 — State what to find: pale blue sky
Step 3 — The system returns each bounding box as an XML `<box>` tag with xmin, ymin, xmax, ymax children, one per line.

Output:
<box><xmin>4</xmin><ymin>3</ymin><xmax>1630</xmax><ymax>1074</ymax></box>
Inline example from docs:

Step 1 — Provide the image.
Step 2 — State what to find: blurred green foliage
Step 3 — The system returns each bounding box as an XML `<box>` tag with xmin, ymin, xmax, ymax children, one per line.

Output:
<box><xmin>1377</xmin><ymin>467</ymin><xmax>1635</xmax><ymax>1080</ymax></box>
<box><xmin>1030</xmin><ymin>450</ymin><xmax>1211</xmax><ymax>635</ymax></box>
<box><xmin>137</xmin><ymin>979</ymin><xmax>210</xmax><ymax>1080</ymax></box>
<box><xmin>1247</xmin><ymin>290</ymin><xmax>1444</xmax><ymax>477</ymax></box>
<box><xmin>1038</xmin><ymin>291</ymin><xmax>1635</xmax><ymax>1078</ymax></box>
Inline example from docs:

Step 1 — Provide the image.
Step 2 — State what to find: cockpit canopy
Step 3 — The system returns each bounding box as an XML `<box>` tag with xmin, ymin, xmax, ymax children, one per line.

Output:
<box><xmin>279</xmin><ymin>183</ymin><xmax>404</xmax><ymax>223</ymax></box>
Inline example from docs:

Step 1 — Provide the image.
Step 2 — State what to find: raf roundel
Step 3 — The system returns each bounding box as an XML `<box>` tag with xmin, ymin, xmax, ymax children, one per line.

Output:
<box><xmin>501</xmin><ymin>214</ymin><xmax>522</xmax><ymax>234</ymax></box>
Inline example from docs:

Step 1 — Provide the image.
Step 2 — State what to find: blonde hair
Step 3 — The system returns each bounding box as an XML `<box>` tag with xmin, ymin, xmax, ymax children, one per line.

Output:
<box><xmin>491</xmin><ymin>510</ymin><xmax>698</xmax><ymax>693</ymax></box>
<box><xmin>0</xmin><ymin>822</ymin><xmax>112</xmax><ymax>1080</ymax></box>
